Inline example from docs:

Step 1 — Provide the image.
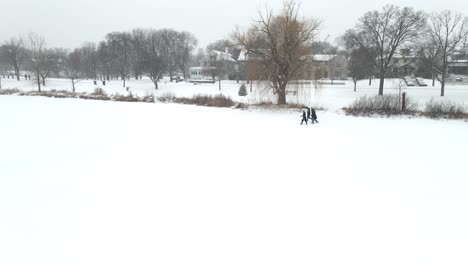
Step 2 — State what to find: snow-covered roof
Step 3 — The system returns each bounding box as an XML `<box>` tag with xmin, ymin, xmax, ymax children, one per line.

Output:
<box><xmin>312</xmin><ymin>54</ymin><xmax>337</xmax><ymax>62</ymax></box>
<box><xmin>209</xmin><ymin>50</ymin><xmax>236</xmax><ymax>62</ymax></box>
<box><xmin>237</xmin><ymin>49</ymin><xmax>248</xmax><ymax>61</ymax></box>
<box><xmin>392</xmin><ymin>49</ymin><xmax>418</xmax><ymax>59</ymax></box>
<box><xmin>451</xmin><ymin>60</ymin><xmax>468</xmax><ymax>63</ymax></box>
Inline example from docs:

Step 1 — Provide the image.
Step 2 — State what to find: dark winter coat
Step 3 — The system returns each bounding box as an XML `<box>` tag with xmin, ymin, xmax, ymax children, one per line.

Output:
<box><xmin>311</xmin><ymin>109</ymin><xmax>318</xmax><ymax>120</ymax></box>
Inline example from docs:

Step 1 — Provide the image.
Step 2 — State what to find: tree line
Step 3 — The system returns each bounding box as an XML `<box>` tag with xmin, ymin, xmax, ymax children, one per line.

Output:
<box><xmin>341</xmin><ymin>6</ymin><xmax>468</xmax><ymax>97</ymax></box>
<box><xmin>0</xmin><ymin>29</ymin><xmax>198</xmax><ymax>91</ymax></box>
<box><xmin>1</xmin><ymin>1</ymin><xmax>468</xmax><ymax>103</ymax></box>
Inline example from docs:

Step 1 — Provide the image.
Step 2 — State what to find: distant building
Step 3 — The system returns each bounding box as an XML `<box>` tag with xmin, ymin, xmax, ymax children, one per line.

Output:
<box><xmin>388</xmin><ymin>49</ymin><xmax>420</xmax><ymax>77</ymax></box>
<box><xmin>189</xmin><ymin>66</ymin><xmax>214</xmax><ymax>83</ymax></box>
<box><xmin>189</xmin><ymin>48</ymin><xmax>240</xmax><ymax>83</ymax></box>
<box><xmin>308</xmin><ymin>54</ymin><xmax>348</xmax><ymax>80</ymax></box>
<box><xmin>448</xmin><ymin>52</ymin><xmax>468</xmax><ymax>75</ymax></box>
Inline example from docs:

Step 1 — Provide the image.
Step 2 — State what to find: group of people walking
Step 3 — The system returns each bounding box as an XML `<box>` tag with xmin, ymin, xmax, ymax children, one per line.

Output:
<box><xmin>300</xmin><ymin>107</ymin><xmax>319</xmax><ymax>125</ymax></box>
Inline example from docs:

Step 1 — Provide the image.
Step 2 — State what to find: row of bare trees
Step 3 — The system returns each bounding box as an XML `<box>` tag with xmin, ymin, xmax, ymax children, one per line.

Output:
<box><xmin>341</xmin><ymin>5</ymin><xmax>468</xmax><ymax>96</ymax></box>
<box><xmin>2</xmin><ymin>1</ymin><xmax>466</xmax><ymax>102</ymax></box>
<box><xmin>0</xmin><ymin>29</ymin><xmax>198</xmax><ymax>91</ymax></box>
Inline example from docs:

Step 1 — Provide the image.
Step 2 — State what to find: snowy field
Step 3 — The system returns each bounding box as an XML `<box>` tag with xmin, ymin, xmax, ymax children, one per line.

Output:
<box><xmin>1</xmin><ymin>95</ymin><xmax>468</xmax><ymax>264</ymax></box>
<box><xmin>2</xmin><ymin>77</ymin><xmax>468</xmax><ymax>111</ymax></box>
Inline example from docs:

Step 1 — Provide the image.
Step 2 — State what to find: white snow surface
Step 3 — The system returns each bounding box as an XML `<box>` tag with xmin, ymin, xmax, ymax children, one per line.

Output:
<box><xmin>1</xmin><ymin>94</ymin><xmax>468</xmax><ymax>264</ymax></box>
<box><xmin>2</xmin><ymin>77</ymin><xmax>468</xmax><ymax>111</ymax></box>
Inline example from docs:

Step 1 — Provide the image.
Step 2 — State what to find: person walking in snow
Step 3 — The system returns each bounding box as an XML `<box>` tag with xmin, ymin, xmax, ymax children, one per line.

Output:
<box><xmin>311</xmin><ymin>109</ymin><xmax>319</xmax><ymax>124</ymax></box>
<box><xmin>305</xmin><ymin>107</ymin><xmax>311</xmax><ymax>121</ymax></box>
<box><xmin>300</xmin><ymin>111</ymin><xmax>308</xmax><ymax>125</ymax></box>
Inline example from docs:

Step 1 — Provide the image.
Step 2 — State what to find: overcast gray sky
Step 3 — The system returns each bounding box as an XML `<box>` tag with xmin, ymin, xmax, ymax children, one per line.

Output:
<box><xmin>2</xmin><ymin>0</ymin><xmax>468</xmax><ymax>50</ymax></box>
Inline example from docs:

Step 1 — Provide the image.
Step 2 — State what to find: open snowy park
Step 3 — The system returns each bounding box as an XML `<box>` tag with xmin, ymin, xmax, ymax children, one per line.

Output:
<box><xmin>1</xmin><ymin>79</ymin><xmax>468</xmax><ymax>263</ymax></box>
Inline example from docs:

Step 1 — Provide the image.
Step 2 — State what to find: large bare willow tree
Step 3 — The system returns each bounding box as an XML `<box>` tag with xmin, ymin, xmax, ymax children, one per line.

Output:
<box><xmin>342</xmin><ymin>5</ymin><xmax>426</xmax><ymax>96</ymax></box>
<box><xmin>232</xmin><ymin>1</ymin><xmax>321</xmax><ymax>105</ymax></box>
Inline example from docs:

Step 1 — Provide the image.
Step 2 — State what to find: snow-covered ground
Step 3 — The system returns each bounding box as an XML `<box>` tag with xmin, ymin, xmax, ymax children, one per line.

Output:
<box><xmin>1</xmin><ymin>95</ymin><xmax>467</xmax><ymax>264</ymax></box>
<box><xmin>2</xmin><ymin>77</ymin><xmax>468</xmax><ymax>111</ymax></box>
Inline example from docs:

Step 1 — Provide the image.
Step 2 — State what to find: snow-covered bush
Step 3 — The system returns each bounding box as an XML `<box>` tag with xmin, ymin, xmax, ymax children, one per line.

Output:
<box><xmin>157</xmin><ymin>92</ymin><xmax>176</xmax><ymax>102</ymax></box>
<box><xmin>424</xmin><ymin>99</ymin><xmax>467</xmax><ymax>119</ymax></box>
<box><xmin>345</xmin><ymin>95</ymin><xmax>418</xmax><ymax>115</ymax></box>
<box><xmin>112</xmin><ymin>92</ymin><xmax>139</xmax><ymax>102</ymax></box>
<box><xmin>238</xmin><ymin>84</ymin><xmax>247</xmax><ymax>96</ymax></box>
<box><xmin>93</xmin><ymin>87</ymin><xmax>107</xmax><ymax>96</ymax></box>
<box><xmin>174</xmin><ymin>94</ymin><xmax>235</xmax><ymax>108</ymax></box>
<box><xmin>0</xmin><ymin>89</ymin><xmax>20</xmax><ymax>95</ymax></box>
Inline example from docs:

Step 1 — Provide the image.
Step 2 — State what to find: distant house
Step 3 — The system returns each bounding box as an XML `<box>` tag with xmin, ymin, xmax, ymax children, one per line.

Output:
<box><xmin>388</xmin><ymin>49</ymin><xmax>420</xmax><ymax>77</ymax></box>
<box><xmin>189</xmin><ymin>48</ymin><xmax>239</xmax><ymax>83</ymax></box>
<box><xmin>309</xmin><ymin>54</ymin><xmax>348</xmax><ymax>80</ymax></box>
<box><xmin>189</xmin><ymin>66</ymin><xmax>214</xmax><ymax>83</ymax></box>
<box><xmin>448</xmin><ymin>52</ymin><xmax>468</xmax><ymax>75</ymax></box>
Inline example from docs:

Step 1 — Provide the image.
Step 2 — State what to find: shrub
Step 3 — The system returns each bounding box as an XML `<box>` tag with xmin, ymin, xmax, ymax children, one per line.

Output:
<box><xmin>174</xmin><ymin>94</ymin><xmax>235</xmax><ymax>108</ymax></box>
<box><xmin>345</xmin><ymin>95</ymin><xmax>418</xmax><ymax>116</ymax></box>
<box><xmin>140</xmin><ymin>93</ymin><xmax>155</xmax><ymax>103</ymax></box>
<box><xmin>78</xmin><ymin>94</ymin><xmax>112</xmax><ymax>101</ymax></box>
<box><xmin>18</xmin><ymin>90</ymin><xmax>77</xmax><ymax>98</ymax></box>
<box><xmin>93</xmin><ymin>87</ymin><xmax>107</xmax><ymax>96</ymax></box>
<box><xmin>238</xmin><ymin>84</ymin><xmax>247</xmax><ymax>96</ymax></box>
<box><xmin>424</xmin><ymin>99</ymin><xmax>467</xmax><ymax>119</ymax></box>
<box><xmin>249</xmin><ymin>102</ymin><xmax>327</xmax><ymax>111</ymax></box>
<box><xmin>157</xmin><ymin>92</ymin><xmax>176</xmax><ymax>102</ymax></box>
<box><xmin>0</xmin><ymin>89</ymin><xmax>20</xmax><ymax>95</ymax></box>
<box><xmin>112</xmin><ymin>92</ymin><xmax>139</xmax><ymax>102</ymax></box>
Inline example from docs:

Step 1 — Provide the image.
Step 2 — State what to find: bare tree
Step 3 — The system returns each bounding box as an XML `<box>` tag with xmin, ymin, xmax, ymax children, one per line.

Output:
<box><xmin>176</xmin><ymin>31</ymin><xmax>198</xmax><ymax>80</ymax></box>
<box><xmin>79</xmin><ymin>43</ymin><xmax>99</xmax><ymax>80</ymax></box>
<box><xmin>3</xmin><ymin>37</ymin><xmax>27</xmax><ymax>81</ymax></box>
<box><xmin>160</xmin><ymin>29</ymin><xmax>180</xmax><ymax>82</ymax></box>
<box><xmin>106</xmin><ymin>32</ymin><xmax>134</xmax><ymax>87</ymax></box>
<box><xmin>203</xmin><ymin>57</ymin><xmax>227</xmax><ymax>90</ymax></box>
<box><xmin>97</xmin><ymin>41</ymin><xmax>113</xmax><ymax>81</ymax></box>
<box><xmin>232</xmin><ymin>1</ymin><xmax>321</xmax><ymax>105</ymax></box>
<box><xmin>348</xmin><ymin>48</ymin><xmax>375</xmax><ymax>91</ymax></box>
<box><xmin>64</xmin><ymin>49</ymin><xmax>82</xmax><ymax>93</ymax></box>
<box><xmin>26</xmin><ymin>32</ymin><xmax>47</xmax><ymax>92</ymax></box>
<box><xmin>417</xmin><ymin>39</ymin><xmax>442</xmax><ymax>86</ymax></box>
<box><xmin>36</xmin><ymin>48</ymin><xmax>66</xmax><ymax>85</ymax></box>
<box><xmin>426</xmin><ymin>10</ymin><xmax>468</xmax><ymax>96</ymax></box>
<box><xmin>343</xmin><ymin>5</ymin><xmax>426</xmax><ymax>95</ymax></box>
<box><xmin>142</xmin><ymin>30</ymin><xmax>168</xmax><ymax>89</ymax></box>
<box><xmin>192</xmin><ymin>48</ymin><xmax>206</xmax><ymax>67</ymax></box>
<box><xmin>131</xmin><ymin>29</ymin><xmax>147</xmax><ymax>80</ymax></box>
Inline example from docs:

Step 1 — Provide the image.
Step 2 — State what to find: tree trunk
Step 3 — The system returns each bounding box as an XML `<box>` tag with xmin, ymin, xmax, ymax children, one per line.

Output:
<box><xmin>72</xmin><ymin>79</ymin><xmax>76</xmax><ymax>93</ymax></box>
<box><xmin>42</xmin><ymin>78</ymin><xmax>46</xmax><ymax>86</ymax></box>
<box><xmin>154</xmin><ymin>80</ymin><xmax>159</xmax><ymax>90</ymax></box>
<box><xmin>354</xmin><ymin>79</ymin><xmax>357</xmax><ymax>92</ymax></box>
<box><xmin>369</xmin><ymin>76</ymin><xmax>372</xmax><ymax>86</ymax></box>
<box><xmin>123</xmin><ymin>77</ymin><xmax>126</xmax><ymax>88</ymax></box>
<box><xmin>277</xmin><ymin>84</ymin><xmax>286</xmax><ymax>105</ymax></box>
<box><xmin>219</xmin><ymin>79</ymin><xmax>221</xmax><ymax>91</ymax></box>
<box><xmin>432</xmin><ymin>72</ymin><xmax>436</xmax><ymax>87</ymax></box>
<box><xmin>441</xmin><ymin>73</ymin><xmax>446</xmax><ymax>97</ymax></box>
<box><xmin>37</xmin><ymin>75</ymin><xmax>41</xmax><ymax>92</ymax></box>
<box><xmin>378</xmin><ymin>75</ymin><xmax>385</xmax><ymax>96</ymax></box>
<box><xmin>14</xmin><ymin>63</ymin><xmax>20</xmax><ymax>81</ymax></box>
